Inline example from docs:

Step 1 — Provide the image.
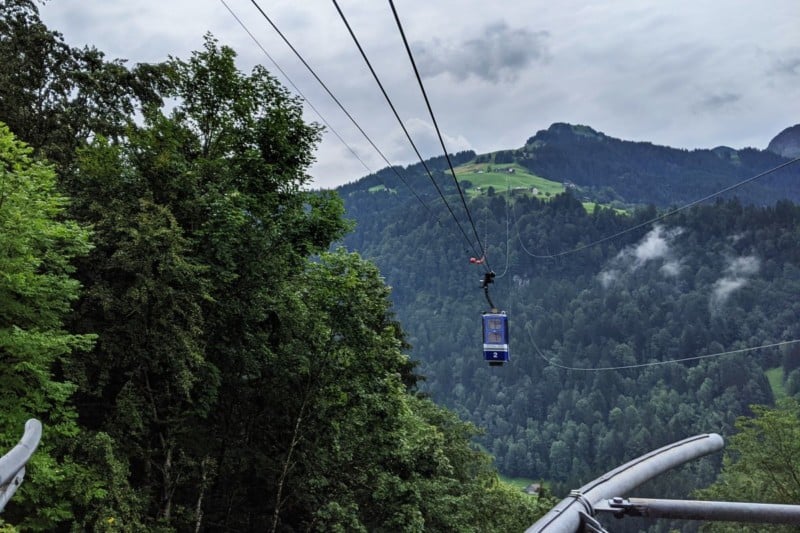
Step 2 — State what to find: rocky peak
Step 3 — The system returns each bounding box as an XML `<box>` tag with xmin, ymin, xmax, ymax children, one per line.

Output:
<box><xmin>526</xmin><ymin>123</ymin><xmax>606</xmax><ymax>147</ymax></box>
<box><xmin>767</xmin><ymin>124</ymin><xmax>800</xmax><ymax>158</ymax></box>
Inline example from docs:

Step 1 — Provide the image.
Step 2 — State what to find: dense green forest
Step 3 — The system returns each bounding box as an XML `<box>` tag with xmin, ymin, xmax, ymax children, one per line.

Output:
<box><xmin>0</xmin><ymin>2</ymin><xmax>553</xmax><ymax>531</ymax></box>
<box><xmin>338</xmin><ymin>137</ymin><xmax>800</xmax><ymax>529</ymax></box>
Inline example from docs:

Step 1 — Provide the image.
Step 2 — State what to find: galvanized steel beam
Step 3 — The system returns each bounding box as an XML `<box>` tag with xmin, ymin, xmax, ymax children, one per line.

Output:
<box><xmin>525</xmin><ymin>433</ymin><xmax>724</xmax><ymax>533</ymax></box>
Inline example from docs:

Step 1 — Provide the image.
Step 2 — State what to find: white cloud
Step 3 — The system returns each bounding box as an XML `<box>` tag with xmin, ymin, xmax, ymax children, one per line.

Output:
<box><xmin>38</xmin><ymin>0</ymin><xmax>800</xmax><ymax>187</ymax></box>
<box><xmin>413</xmin><ymin>22</ymin><xmax>550</xmax><ymax>83</ymax></box>
<box><xmin>598</xmin><ymin>225</ymin><xmax>684</xmax><ymax>286</ymax></box>
<box><xmin>660</xmin><ymin>260</ymin><xmax>682</xmax><ymax>277</ymax></box>
<box><xmin>709</xmin><ymin>254</ymin><xmax>760</xmax><ymax>312</ymax></box>
<box><xmin>599</xmin><ymin>269</ymin><xmax>620</xmax><ymax>289</ymax></box>
<box><xmin>710</xmin><ymin>277</ymin><xmax>748</xmax><ymax>309</ymax></box>
<box><xmin>631</xmin><ymin>226</ymin><xmax>683</xmax><ymax>268</ymax></box>
<box><xmin>727</xmin><ymin>255</ymin><xmax>760</xmax><ymax>277</ymax></box>
<box><xmin>386</xmin><ymin>118</ymin><xmax>472</xmax><ymax>162</ymax></box>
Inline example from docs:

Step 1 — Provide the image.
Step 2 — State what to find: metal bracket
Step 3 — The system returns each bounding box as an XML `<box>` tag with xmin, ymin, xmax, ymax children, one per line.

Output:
<box><xmin>569</xmin><ymin>490</ymin><xmax>610</xmax><ymax>532</ymax></box>
<box><xmin>0</xmin><ymin>419</ymin><xmax>42</xmax><ymax>512</ymax></box>
<box><xmin>569</xmin><ymin>489</ymin><xmax>594</xmax><ymax>515</ymax></box>
<box><xmin>579</xmin><ymin>511</ymin><xmax>609</xmax><ymax>533</ymax></box>
<box><xmin>595</xmin><ymin>496</ymin><xmax>800</xmax><ymax>524</ymax></box>
<box><xmin>595</xmin><ymin>496</ymin><xmax>645</xmax><ymax>518</ymax></box>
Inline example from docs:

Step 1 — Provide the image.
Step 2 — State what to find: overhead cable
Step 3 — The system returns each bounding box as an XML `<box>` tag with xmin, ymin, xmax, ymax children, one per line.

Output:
<box><xmin>515</xmin><ymin>156</ymin><xmax>800</xmax><ymax>259</ymax></box>
<box><xmin>220</xmin><ymin>0</ymin><xmax>372</xmax><ymax>175</ymax></box>
<box><xmin>246</xmin><ymin>0</ymin><xmax>434</xmax><ymax>213</ymax></box>
<box><xmin>387</xmin><ymin>0</ymin><xmax>490</xmax><ymax>271</ymax></box>
<box><xmin>331</xmin><ymin>0</ymin><xmax>484</xmax><ymax>261</ymax></box>
<box><xmin>526</xmin><ymin>323</ymin><xmax>800</xmax><ymax>371</ymax></box>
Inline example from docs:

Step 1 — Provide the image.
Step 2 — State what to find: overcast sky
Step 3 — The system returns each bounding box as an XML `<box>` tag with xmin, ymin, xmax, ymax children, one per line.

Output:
<box><xmin>40</xmin><ymin>0</ymin><xmax>800</xmax><ymax>189</ymax></box>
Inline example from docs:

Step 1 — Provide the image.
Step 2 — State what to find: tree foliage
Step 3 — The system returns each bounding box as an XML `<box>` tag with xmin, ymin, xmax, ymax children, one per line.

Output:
<box><xmin>1</xmin><ymin>8</ymin><xmax>547</xmax><ymax>529</ymax></box>
<box><xmin>0</xmin><ymin>122</ymin><xmax>99</xmax><ymax>529</ymax></box>
<box><xmin>696</xmin><ymin>398</ymin><xmax>800</xmax><ymax>532</ymax></box>
<box><xmin>0</xmin><ymin>0</ymin><xmax>168</xmax><ymax>170</ymax></box>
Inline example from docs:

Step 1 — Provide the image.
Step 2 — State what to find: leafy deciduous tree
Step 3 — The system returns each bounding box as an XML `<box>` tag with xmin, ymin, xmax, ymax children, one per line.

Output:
<box><xmin>696</xmin><ymin>398</ymin><xmax>800</xmax><ymax>532</ymax></box>
<box><xmin>0</xmin><ymin>122</ymin><xmax>96</xmax><ymax>529</ymax></box>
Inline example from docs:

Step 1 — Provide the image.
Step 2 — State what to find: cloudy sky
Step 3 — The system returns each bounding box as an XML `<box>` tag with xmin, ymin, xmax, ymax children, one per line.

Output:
<box><xmin>40</xmin><ymin>0</ymin><xmax>800</xmax><ymax>189</ymax></box>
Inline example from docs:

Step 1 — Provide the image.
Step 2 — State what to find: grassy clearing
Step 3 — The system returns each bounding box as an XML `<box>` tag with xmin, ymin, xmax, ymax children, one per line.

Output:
<box><xmin>454</xmin><ymin>162</ymin><xmax>564</xmax><ymax>200</ymax></box>
<box><xmin>368</xmin><ymin>184</ymin><xmax>396</xmax><ymax>193</ymax></box>
<box><xmin>498</xmin><ymin>473</ymin><xmax>541</xmax><ymax>491</ymax></box>
<box><xmin>364</xmin><ymin>158</ymin><xmax>626</xmax><ymax>215</ymax></box>
<box><xmin>765</xmin><ymin>367</ymin><xmax>786</xmax><ymax>399</ymax></box>
<box><xmin>582</xmin><ymin>201</ymin><xmax>630</xmax><ymax>216</ymax></box>
<box><xmin>454</xmin><ymin>161</ymin><xmax>628</xmax><ymax>214</ymax></box>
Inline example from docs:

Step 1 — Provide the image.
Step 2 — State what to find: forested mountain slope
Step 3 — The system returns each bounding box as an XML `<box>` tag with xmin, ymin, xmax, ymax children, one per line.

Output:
<box><xmin>339</xmin><ymin>173</ymin><xmax>800</xmax><ymax>500</ymax></box>
<box><xmin>516</xmin><ymin>123</ymin><xmax>800</xmax><ymax>206</ymax></box>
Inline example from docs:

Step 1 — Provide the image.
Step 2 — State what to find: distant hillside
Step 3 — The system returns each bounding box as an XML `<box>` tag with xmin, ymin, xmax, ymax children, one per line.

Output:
<box><xmin>516</xmin><ymin>123</ymin><xmax>800</xmax><ymax>206</ymax></box>
<box><xmin>336</xmin><ymin>188</ymin><xmax>800</xmax><ymax>499</ymax></box>
<box><xmin>335</xmin><ymin>123</ymin><xmax>800</xmax><ymax>210</ymax></box>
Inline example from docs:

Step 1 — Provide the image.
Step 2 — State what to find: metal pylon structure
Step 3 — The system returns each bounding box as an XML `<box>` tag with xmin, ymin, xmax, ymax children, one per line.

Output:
<box><xmin>526</xmin><ymin>433</ymin><xmax>800</xmax><ymax>532</ymax></box>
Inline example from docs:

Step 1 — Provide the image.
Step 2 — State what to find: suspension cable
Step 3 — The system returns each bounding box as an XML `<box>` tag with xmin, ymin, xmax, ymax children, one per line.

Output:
<box><xmin>246</xmin><ymin>0</ymin><xmax>436</xmax><ymax>216</ymax></box>
<box><xmin>515</xmin><ymin>156</ymin><xmax>800</xmax><ymax>259</ymax></box>
<box><xmin>220</xmin><ymin>0</ymin><xmax>372</xmax><ymax>176</ymax></box>
<box><xmin>526</xmin><ymin>323</ymin><xmax>800</xmax><ymax>371</ymax></box>
<box><xmin>387</xmin><ymin>0</ymin><xmax>490</xmax><ymax>272</ymax></box>
<box><xmin>331</xmin><ymin>0</ymin><xmax>484</xmax><ymax>261</ymax></box>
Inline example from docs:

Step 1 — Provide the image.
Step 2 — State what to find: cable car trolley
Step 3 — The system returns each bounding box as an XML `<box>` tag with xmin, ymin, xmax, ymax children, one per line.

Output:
<box><xmin>482</xmin><ymin>311</ymin><xmax>509</xmax><ymax>366</ymax></box>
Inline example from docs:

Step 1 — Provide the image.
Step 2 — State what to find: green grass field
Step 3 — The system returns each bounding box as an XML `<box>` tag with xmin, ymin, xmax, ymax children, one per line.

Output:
<box><xmin>765</xmin><ymin>367</ymin><xmax>786</xmax><ymax>399</ymax></box>
<box><xmin>366</xmin><ymin>159</ymin><xmax>628</xmax><ymax>215</ymax></box>
<box><xmin>581</xmin><ymin>201</ymin><xmax>630</xmax><ymax>215</ymax></box>
<box><xmin>368</xmin><ymin>184</ymin><xmax>396</xmax><ymax>193</ymax></box>
<box><xmin>498</xmin><ymin>473</ymin><xmax>542</xmax><ymax>492</ymax></box>
<box><xmin>454</xmin><ymin>162</ymin><xmax>565</xmax><ymax>200</ymax></box>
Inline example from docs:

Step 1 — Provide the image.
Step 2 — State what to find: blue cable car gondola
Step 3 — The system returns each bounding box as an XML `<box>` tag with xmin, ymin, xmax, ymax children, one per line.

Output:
<box><xmin>482</xmin><ymin>311</ymin><xmax>509</xmax><ymax>366</ymax></box>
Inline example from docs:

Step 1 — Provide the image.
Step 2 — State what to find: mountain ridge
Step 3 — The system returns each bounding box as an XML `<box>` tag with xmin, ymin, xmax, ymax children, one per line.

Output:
<box><xmin>336</xmin><ymin>122</ymin><xmax>800</xmax><ymax>209</ymax></box>
<box><xmin>767</xmin><ymin>124</ymin><xmax>800</xmax><ymax>159</ymax></box>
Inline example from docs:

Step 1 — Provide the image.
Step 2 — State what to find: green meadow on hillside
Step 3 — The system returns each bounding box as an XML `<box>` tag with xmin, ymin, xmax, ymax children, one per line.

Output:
<box><xmin>766</xmin><ymin>367</ymin><xmax>786</xmax><ymax>399</ymax></box>
<box><xmin>454</xmin><ymin>162</ymin><xmax>565</xmax><ymax>199</ymax></box>
<box><xmin>363</xmin><ymin>158</ymin><xmax>628</xmax><ymax>215</ymax></box>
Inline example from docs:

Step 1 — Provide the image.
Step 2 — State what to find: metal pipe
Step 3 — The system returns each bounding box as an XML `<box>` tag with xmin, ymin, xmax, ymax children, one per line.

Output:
<box><xmin>596</xmin><ymin>497</ymin><xmax>800</xmax><ymax>525</ymax></box>
<box><xmin>0</xmin><ymin>419</ymin><xmax>43</xmax><ymax>512</ymax></box>
<box><xmin>525</xmin><ymin>433</ymin><xmax>724</xmax><ymax>533</ymax></box>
